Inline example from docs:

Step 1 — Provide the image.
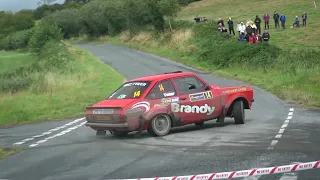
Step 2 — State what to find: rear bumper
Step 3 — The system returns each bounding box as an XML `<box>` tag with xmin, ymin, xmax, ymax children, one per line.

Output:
<box><xmin>84</xmin><ymin>117</ymin><xmax>140</xmax><ymax>132</ymax></box>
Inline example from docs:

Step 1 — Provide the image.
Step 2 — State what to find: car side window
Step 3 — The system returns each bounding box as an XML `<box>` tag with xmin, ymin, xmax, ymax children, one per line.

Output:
<box><xmin>146</xmin><ymin>80</ymin><xmax>177</xmax><ymax>100</ymax></box>
<box><xmin>173</xmin><ymin>76</ymin><xmax>206</xmax><ymax>95</ymax></box>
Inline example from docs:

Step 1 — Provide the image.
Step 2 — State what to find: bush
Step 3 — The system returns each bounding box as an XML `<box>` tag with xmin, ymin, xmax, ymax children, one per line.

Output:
<box><xmin>0</xmin><ymin>29</ymin><xmax>34</xmax><ymax>50</ymax></box>
<box><xmin>38</xmin><ymin>41</ymin><xmax>72</xmax><ymax>71</ymax></box>
<box><xmin>28</xmin><ymin>21</ymin><xmax>62</xmax><ymax>54</ymax></box>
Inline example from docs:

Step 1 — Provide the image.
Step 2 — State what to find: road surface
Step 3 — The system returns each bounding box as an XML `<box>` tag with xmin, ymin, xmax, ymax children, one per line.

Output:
<box><xmin>1</xmin><ymin>43</ymin><xmax>320</xmax><ymax>180</ymax></box>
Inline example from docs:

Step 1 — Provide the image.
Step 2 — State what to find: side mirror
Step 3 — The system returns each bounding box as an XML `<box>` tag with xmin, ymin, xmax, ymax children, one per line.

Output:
<box><xmin>188</xmin><ymin>84</ymin><xmax>196</xmax><ymax>90</ymax></box>
<box><xmin>204</xmin><ymin>85</ymin><xmax>211</xmax><ymax>91</ymax></box>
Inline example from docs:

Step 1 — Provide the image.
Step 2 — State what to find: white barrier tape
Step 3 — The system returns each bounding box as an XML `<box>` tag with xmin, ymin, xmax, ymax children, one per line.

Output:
<box><xmin>112</xmin><ymin>160</ymin><xmax>320</xmax><ymax>180</ymax></box>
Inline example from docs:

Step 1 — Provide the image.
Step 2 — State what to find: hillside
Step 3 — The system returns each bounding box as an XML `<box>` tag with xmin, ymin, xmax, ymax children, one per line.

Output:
<box><xmin>177</xmin><ymin>0</ymin><xmax>320</xmax><ymax>49</ymax></box>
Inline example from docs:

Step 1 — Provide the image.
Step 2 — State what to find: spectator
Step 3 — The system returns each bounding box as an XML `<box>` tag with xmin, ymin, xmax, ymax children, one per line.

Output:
<box><xmin>302</xmin><ymin>12</ymin><xmax>307</xmax><ymax>27</ymax></box>
<box><xmin>273</xmin><ymin>11</ymin><xmax>280</xmax><ymax>29</ymax></box>
<box><xmin>245</xmin><ymin>22</ymin><xmax>253</xmax><ymax>35</ymax></box>
<box><xmin>292</xmin><ymin>16</ymin><xmax>300</xmax><ymax>28</ymax></box>
<box><xmin>263</xmin><ymin>13</ymin><xmax>270</xmax><ymax>29</ymax></box>
<box><xmin>280</xmin><ymin>13</ymin><xmax>286</xmax><ymax>29</ymax></box>
<box><xmin>227</xmin><ymin>17</ymin><xmax>235</xmax><ymax>36</ymax></box>
<box><xmin>254</xmin><ymin>15</ymin><xmax>262</xmax><ymax>34</ymax></box>
<box><xmin>262</xmin><ymin>30</ymin><xmax>270</xmax><ymax>42</ymax></box>
<box><xmin>217</xmin><ymin>18</ymin><xmax>225</xmax><ymax>26</ymax></box>
<box><xmin>248</xmin><ymin>33</ymin><xmax>255</xmax><ymax>44</ymax></box>
<box><xmin>238</xmin><ymin>32</ymin><xmax>245</xmax><ymax>42</ymax></box>
<box><xmin>239</xmin><ymin>22</ymin><xmax>246</xmax><ymax>34</ymax></box>
<box><xmin>251</xmin><ymin>22</ymin><xmax>257</xmax><ymax>34</ymax></box>
<box><xmin>237</xmin><ymin>21</ymin><xmax>241</xmax><ymax>35</ymax></box>
<box><xmin>194</xmin><ymin>15</ymin><xmax>200</xmax><ymax>23</ymax></box>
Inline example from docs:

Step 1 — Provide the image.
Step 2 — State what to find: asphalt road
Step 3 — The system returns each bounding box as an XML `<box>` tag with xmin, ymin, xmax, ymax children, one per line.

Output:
<box><xmin>1</xmin><ymin>43</ymin><xmax>320</xmax><ymax>180</ymax></box>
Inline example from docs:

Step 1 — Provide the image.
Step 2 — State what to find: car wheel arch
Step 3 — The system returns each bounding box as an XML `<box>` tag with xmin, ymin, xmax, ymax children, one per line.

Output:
<box><xmin>226</xmin><ymin>96</ymin><xmax>249</xmax><ymax>116</ymax></box>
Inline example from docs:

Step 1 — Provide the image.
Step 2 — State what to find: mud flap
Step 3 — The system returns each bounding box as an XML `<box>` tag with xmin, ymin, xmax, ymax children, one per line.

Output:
<box><xmin>216</xmin><ymin>105</ymin><xmax>226</xmax><ymax>124</ymax></box>
<box><xmin>135</xmin><ymin>115</ymin><xmax>144</xmax><ymax>136</ymax></box>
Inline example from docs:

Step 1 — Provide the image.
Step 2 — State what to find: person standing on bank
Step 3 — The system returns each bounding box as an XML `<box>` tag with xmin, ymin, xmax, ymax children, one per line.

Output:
<box><xmin>302</xmin><ymin>12</ymin><xmax>307</xmax><ymax>27</ymax></box>
<box><xmin>263</xmin><ymin>13</ymin><xmax>270</xmax><ymax>29</ymax></box>
<box><xmin>228</xmin><ymin>17</ymin><xmax>235</xmax><ymax>36</ymax></box>
<box><xmin>280</xmin><ymin>13</ymin><xmax>286</xmax><ymax>29</ymax></box>
<box><xmin>273</xmin><ymin>11</ymin><xmax>280</xmax><ymax>29</ymax></box>
<box><xmin>254</xmin><ymin>15</ymin><xmax>262</xmax><ymax>34</ymax></box>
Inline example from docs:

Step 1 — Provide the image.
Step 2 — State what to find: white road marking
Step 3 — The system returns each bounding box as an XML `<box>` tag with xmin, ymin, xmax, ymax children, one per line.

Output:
<box><xmin>267</xmin><ymin>108</ymin><xmax>294</xmax><ymax>150</ymax></box>
<box><xmin>13</xmin><ymin>118</ymin><xmax>85</xmax><ymax>145</ymax></box>
<box><xmin>278</xmin><ymin>128</ymin><xmax>285</xmax><ymax>134</ymax></box>
<box><xmin>275</xmin><ymin>134</ymin><xmax>282</xmax><ymax>138</ymax></box>
<box><xmin>28</xmin><ymin>121</ymin><xmax>86</xmax><ymax>148</ymax></box>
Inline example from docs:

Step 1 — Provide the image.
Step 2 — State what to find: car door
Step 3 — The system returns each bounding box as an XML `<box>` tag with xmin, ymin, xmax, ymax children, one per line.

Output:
<box><xmin>145</xmin><ymin>78</ymin><xmax>179</xmax><ymax>109</ymax></box>
<box><xmin>172</xmin><ymin>76</ymin><xmax>220</xmax><ymax>124</ymax></box>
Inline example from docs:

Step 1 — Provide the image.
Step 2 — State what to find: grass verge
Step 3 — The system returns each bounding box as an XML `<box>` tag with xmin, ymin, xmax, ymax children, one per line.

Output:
<box><xmin>0</xmin><ymin>147</ymin><xmax>22</xmax><ymax>159</ymax></box>
<box><xmin>0</xmin><ymin>51</ymin><xmax>37</xmax><ymax>74</ymax></box>
<box><xmin>0</xmin><ymin>44</ymin><xmax>124</xmax><ymax>127</ymax></box>
<box><xmin>68</xmin><ymin>32</ymin><xmax>320</xmax><ymax>108</ymax></box>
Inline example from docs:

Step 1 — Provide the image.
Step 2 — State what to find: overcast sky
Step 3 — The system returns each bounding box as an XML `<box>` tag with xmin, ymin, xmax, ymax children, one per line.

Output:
<box><xmin>0</xmin><ymin>0</ymin><xmax>64</xmax><ymax>12</ymax></box>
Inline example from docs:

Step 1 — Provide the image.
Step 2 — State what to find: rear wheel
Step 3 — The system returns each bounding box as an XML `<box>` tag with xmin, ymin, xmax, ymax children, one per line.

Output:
<box><xmin>148</xmin><ymin>114</ymin><xmax>171</xmax><ymax>136</ymax></box>
<box><xmin>233</xmin><ymin>100</ymin><xmax>245</xmax><ymax>124</ymax></box>
<box><xmin>96</xmin><ymin>130</ymin><xmax>106</xmax><ymax>136</ymax></box>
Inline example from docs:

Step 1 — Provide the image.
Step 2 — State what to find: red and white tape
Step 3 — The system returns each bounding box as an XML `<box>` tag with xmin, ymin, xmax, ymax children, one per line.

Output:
<box><xmin>113</xmin><ymin>160</ymin><xmax>320</xmax><ymax>180</ymax></box>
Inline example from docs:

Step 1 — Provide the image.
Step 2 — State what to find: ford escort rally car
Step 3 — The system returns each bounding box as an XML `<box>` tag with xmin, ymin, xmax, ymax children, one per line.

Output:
<box><xmin>85</xmin><ymin>71</ymin><xmax>254</xmax><ymax>137</ymax></box>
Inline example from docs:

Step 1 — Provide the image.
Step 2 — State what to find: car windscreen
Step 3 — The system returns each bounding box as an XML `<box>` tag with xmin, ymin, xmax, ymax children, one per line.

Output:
<box><xmin>108</xmin><ymin>81</ymin><xmax>151</xmax><ymax>99</ymax></box>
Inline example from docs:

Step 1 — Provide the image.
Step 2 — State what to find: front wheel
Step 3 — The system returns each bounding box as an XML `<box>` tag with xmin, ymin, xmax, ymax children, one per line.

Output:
<box><xmin>233</xmin><ymin>100</ymin><xmax>245</xmax><ymax>124</ymax></box>
<box><xmin>147</xmin><ymin>114</ymin><xmax>171</xmax><ymax>137</ymax></box>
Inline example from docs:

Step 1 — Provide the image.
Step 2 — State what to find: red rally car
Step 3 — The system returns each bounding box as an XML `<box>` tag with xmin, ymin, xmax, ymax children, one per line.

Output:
<box><xmin>85</xmin><ymin>71</ymin><xmax>254</xmax><ymax>137</ymax></box>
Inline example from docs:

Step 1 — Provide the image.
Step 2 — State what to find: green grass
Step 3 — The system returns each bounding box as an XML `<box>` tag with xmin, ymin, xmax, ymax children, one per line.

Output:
<box><xmin>0</xmin><ymin>51</ymin><xmax>37</xmax><ymax>74</ymax></box>
<box><xmin>0</xmin><ymin>147</ymin><xmax>22</xmax><ymax>159</ymax></box>
<box><xmin>0</xmin><ymin>45</ymin><xmax>124</xmax><ymax>127</ymax></box>
<box><xmin>178</xmin><ymin>0</ymin><xmax>320</xmax><ymax>50</ymax></box>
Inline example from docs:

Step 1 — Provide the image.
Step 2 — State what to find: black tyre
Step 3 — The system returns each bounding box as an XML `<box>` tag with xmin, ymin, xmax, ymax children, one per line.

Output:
<box><xmin>110</xmin><ymin>131</ymin><xmax>129</xmax><ymax>137</ymax></box>
<box><xmin>96</xmin><ymin>130</ymin><xmax>106</xmax><ymax>136</ymax></box>
<box><xmin>195</xmin><ymin>122</ymin><xmax>204</xmax><ymax>126</ymax></box>
<box><xmin>233</xmin><ymin>100</ymin><xmax>245</xmax><ymax>124</ymax></box>
<box><xmin>147</xmin><ymin>114</ymin><xmax>171</xmax><ymax>136</ymax></box>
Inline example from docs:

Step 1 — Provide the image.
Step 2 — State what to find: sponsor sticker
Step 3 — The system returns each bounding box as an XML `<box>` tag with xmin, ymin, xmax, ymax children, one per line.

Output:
<box><xmin>222</xmin><ymin>87</ymin><xmax>246</xmax><ymax>94</ymax></box>
<box><xmin>117</xmin><ymin>94</ymin><xmax>126</xmax><ymax>99</ymax></box>
<box><xmin>124</xmin><ymin>82</ymin><xmax>148</xmax><ymax>87</ymax></box>
<box><xmin>131</xmin><ymin>101</ymin><xmax>150</xmax><ymax>112</ymax></box>
<box><xmin>161</xmin><ymin>97</ymin><xmax>179</xmax><ymax>103</ymax></box>
<box><xmin>171</xmin><ymin>103</ymin><xmax>215</xmax><ymax>115</ymax></box>
<box><xmin>189</xmin><ymin>91</ymin><xmax>213</xmax><ymax>102</ymax></box>
<box><xmin>163</xmin><ymin>92</ymin><xmax>175</xmax><ymax>97</ymax></box>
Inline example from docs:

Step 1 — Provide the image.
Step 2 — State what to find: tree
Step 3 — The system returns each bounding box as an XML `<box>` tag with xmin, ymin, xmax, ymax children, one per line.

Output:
<box><xmin>38</xmin><ymin>0</ymin><xmax>57</xmax><ymax>6</ymax></box>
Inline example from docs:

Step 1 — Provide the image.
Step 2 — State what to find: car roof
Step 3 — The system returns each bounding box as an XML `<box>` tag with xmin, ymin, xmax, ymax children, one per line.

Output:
<box><xmin>128</xmin><ymin>71</ymin><xmax>197</xmax><ymax>83</ymax></box>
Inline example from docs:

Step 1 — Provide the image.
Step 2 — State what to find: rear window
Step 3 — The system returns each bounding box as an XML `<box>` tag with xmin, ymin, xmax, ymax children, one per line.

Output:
<box><xmin>108</xmin><ymin>81</ymin><xmax>151</xmax><ymax>99</ymax></box>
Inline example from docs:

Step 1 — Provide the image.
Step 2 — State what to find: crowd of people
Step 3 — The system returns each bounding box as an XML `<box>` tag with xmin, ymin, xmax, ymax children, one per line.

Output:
<box><xmin>195</xmin><ymin>11</ymin><xmax>308</xmax><ymax>45</ymax></box>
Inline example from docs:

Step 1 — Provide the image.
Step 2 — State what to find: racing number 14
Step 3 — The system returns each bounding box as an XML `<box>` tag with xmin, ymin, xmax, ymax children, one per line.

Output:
<box><xmin>133</xmin><ymin>90</ymin><xmax>140</xmax><ymax>97</ymax></box>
